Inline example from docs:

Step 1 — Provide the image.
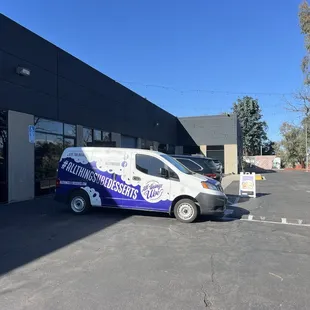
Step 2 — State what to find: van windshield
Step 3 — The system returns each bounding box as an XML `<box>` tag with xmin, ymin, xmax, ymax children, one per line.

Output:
<box><xmin>160</xmin><ymin>154</ymin><xmax>193</xmax><ymax>174</ymax></box>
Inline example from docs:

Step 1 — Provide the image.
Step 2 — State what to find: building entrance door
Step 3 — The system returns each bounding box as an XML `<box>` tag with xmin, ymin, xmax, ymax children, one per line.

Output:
<box><xmin>0</xmin><ymin>111</ymin><xmax>8</xmax><ymax>203</ymax></box>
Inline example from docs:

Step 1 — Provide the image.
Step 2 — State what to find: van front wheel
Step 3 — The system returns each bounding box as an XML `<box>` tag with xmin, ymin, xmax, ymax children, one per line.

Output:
<box><xmin>69</xmin><ymin>190</ymin><xmax>90</xmax><ymax>214</ymax></box>
<box><xmin>174</xmin><ymin>199</ymin><xmax>198</xmax><ymax>223</ymax></box>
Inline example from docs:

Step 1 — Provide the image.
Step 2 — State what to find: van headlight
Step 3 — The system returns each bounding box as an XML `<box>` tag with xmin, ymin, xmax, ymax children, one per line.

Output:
<box><xmin>201</xmin><ymin>181</ymin><xmax>218</xmax><ymax>191</ymax></box>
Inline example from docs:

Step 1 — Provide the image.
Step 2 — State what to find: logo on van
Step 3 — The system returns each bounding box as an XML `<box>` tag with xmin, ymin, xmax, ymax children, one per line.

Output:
<box><xmin>141</xmin><ymin>181</ymin><xmax>164</xmax><ymax>203</ymax></box>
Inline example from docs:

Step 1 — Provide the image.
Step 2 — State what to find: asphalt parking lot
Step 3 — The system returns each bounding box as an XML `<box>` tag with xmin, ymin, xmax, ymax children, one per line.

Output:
<box><xmin>1</xmin><ymin>171</ymin><xmax>310</xmax><ymax>310</ymax></box>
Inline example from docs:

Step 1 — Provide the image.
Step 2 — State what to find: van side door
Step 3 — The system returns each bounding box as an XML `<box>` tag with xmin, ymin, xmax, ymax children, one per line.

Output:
<box><xmin>123</xmin><ymin>153</ymin><xmax>172</xmax><ymax>212</ymax></box>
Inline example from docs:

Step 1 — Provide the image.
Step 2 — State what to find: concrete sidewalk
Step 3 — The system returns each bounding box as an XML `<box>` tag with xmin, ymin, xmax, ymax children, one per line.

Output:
<box><xmin>222</xmin><ymin>174</ymin><xmax>239</xmax><ymax>189</ymax></box>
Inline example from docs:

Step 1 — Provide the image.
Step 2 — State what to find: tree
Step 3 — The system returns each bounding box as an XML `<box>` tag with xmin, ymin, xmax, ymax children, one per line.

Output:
<box><xmin>233</xmin><ymin>96</ymin><xmax>268</xmax><ymax>156</ymax></box>
<box><xmin>262</xmin><ymin>140</ymin><xmax>276</xmax><ymax>155</ymax></box>
<box><xmin>278</xmin><ymin>122</ymin><xmax>306</xmax><ymax>167</ymax></box>
<box><xmin>299</xmin><ymin>0</ymin><xmax>310</xmax><ymax>85</ymax></box>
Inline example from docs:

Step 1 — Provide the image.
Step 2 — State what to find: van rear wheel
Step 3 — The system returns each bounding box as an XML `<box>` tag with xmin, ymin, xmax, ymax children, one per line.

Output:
<box><xmin>69</xmin><ymin>190</ymin><xmax>90</xmax><ymax>214</ymax></box>
<box><xmin>174</xmin><ymin>199</ymin><xmax>198</xmax><ymax>223</ymax></box>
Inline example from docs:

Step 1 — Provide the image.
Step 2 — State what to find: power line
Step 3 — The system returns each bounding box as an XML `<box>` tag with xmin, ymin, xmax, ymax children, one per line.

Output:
<box><xmin>117</xmin><ymin>80</ymin><xmax>294</xmax><ymax>97</ymax></box>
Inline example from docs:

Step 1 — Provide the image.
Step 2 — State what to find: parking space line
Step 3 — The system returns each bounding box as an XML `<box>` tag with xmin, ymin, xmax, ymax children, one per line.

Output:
<box><xmin>239</xmin><ymin>218</ymin><xmax>310</xmax><ymax>227</ymax></box>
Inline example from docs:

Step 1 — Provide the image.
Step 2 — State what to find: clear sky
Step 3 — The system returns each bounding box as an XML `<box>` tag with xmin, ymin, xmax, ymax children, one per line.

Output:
<box><xmin>0</xmin><ymin>0</ymin><xmax>306</xmax><ymax>141</ymax></box>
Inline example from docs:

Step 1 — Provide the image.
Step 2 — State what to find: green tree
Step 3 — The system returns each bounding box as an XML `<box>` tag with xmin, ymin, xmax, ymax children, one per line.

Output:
<box><xmin>233</xmin><ymin>96</ymin><xmax>268</xmax><ymax>156</ymax></box>
<box><xmin>278</xmin><ymin>122</ymin><xmax>306</xmax><ymax>167</ymax></box>
<box><xmin>262</xmin><ymin>140</ymin><xmax>276</xmax><ymax>155</ymax></box>
<box><xmin>299</xmin><ymin>0</ymin><xmax>310</xmax><ymax>85</ymax></box>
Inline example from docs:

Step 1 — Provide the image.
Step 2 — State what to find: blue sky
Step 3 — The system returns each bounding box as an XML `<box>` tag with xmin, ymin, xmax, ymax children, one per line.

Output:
<box><xmin>0</xmin><ymin>0</ymin><xmax>306</xmax><ymax>141</ymax></box>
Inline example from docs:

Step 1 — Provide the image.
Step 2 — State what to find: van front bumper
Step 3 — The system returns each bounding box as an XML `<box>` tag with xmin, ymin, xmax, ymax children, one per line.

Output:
<box><xmin>195</xmin><ymin>193</ymin><xmax>227</xmax><ymax>216</ymax></box>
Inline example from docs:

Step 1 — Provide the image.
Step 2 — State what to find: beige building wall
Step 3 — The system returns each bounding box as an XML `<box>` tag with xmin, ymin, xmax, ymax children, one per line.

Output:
<box><xmin>8</xmin><ymin>111</ymin><xmax>34</xmax><ymax>202</ymax></box>
<box><xmin>224</xmin><ymin>144</ymin><xmax>238</xmax><ymax>174</ymax></box>
<box><xmin>200</xmin><ymin>145</ymin><xmax>207</xmax><ymax>156</ymax></box>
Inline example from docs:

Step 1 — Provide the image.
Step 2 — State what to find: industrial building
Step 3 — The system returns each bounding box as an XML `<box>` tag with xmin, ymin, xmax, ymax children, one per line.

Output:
<box><xmin>178</xmin><ymin>114</ymin><xmax>243</xmax><ymax>174</ymax></box>
<box><xmin>0</xmin><ymin>14</ymin><xmax>242</xmax><ymax>204</ymax></box>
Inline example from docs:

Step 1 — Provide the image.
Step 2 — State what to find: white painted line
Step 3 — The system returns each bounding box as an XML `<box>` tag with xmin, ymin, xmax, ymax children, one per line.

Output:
<box><xmin>281</xmin><ymin>218</ymin><xmax>287</xmax><ymax>224</ymax></box>
<box><xmin>269</xmin><ymin>272</ymin><xmax>283</xmax><ymax>281</ymax></box>
<box><xmin>298</xmin><ymin>219</ymin><xmax>303</xmax><ymax>224</ymax></box>
<box><xmin>307</xmin><ymin>191</ymin><xmax>310</xmax><ymax>193</ymax></box>
<box><xmin>238</xmin><ymin>218</ymin><xmax>310</xmax><ymax>227</ymax></box>
<box><xmin>248</xmin><ymin>215</ymin><xmax>253</xmax><ymax>221</ymax></box>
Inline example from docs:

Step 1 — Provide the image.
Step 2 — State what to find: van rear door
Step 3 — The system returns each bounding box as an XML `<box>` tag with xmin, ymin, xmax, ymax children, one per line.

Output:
<box><xmin>123</xmin><ymin>153</ymin><xmax>172</xmax><ymax>212</ymax></box>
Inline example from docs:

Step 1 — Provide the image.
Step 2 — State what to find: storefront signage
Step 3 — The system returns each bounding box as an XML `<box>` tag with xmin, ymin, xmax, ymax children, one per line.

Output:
<box><xmin>239</xmin><ymin>172</ymin><xmax>256</xmax><ymax>198</ymax></box>
<box><xmin>28</xmin><ymin>125</ymin><xmax>35</xmax><ymax>144</ymax></box>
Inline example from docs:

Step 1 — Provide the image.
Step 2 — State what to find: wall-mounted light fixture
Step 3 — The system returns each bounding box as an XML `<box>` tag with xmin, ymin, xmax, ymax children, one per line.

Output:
<box><xmin>16</xmin><ymin>66</ymin><xmax>31</xmax><ymax>76</ymax></box>
<box><xmin>154</xmin><ymin>122</ymin><xmax>160</xmax><ymax>127</ymax></box>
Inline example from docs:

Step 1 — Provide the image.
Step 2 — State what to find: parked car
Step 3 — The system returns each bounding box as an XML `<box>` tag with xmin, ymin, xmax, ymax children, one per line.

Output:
<box><xmin>55</xmin><ymin>147</ymin><xmax>227</xmax><ymax>223</ymax></box>
<box><xmin>172</xmin><ymin>155</ymin><xmax>223</xmax><ymax>183</ymax></box>
<box><xmin>212</xmin><ymin>159</ymin><xmax>223</xmax><ymax>172</ymax></box>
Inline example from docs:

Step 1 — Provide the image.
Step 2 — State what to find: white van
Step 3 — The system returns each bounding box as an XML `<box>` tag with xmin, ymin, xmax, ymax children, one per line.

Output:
<box><xmin>55</xmin><ymin>147</ymin><xmax>227</xmax><ymax>223</ymax></box>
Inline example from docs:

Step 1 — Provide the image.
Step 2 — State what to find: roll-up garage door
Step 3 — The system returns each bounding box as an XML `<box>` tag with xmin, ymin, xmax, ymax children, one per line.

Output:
<box><xmin>121</xmin><ymin>135</ymin><xmax>137</xmax><ymax>148</ymax></box>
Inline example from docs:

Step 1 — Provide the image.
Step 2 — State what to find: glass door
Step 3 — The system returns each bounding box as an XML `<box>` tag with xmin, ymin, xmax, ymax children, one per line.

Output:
<box><xmin>0</xmin><ymin>111</ymin><xmax>8</xmax><ymax>203</ymax></box>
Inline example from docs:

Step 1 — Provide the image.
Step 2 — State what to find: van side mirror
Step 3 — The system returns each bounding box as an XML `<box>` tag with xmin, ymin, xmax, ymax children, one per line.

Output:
<box><xmin>160</xmin><ymin>167</ymin><xmax>169</xmax><ymax>178</ymax></box>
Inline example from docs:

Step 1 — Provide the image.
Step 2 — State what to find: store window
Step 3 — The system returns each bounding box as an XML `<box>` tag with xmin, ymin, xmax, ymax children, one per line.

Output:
<box><xmin>0</xmin><ymin>110</ymin><xmax>8</xmax><ymax>203</ymax></box>
<box><xmin>83</xmin><ymin>128</ymin><xmax>112</xmax><ymax>146</ymax></box>
<box><xmin>35</xmin><ymin>118</ymin><xmax>76</xmax><ymax>196</ymax></box>
<box><xmin>158</xmin><ymin>144</ymin><xmax>175</xmax><ymax>154</ymax></box>
<box><xmin>83</xmin><ymin>128</ymin><xmax>93</xmax><ymax>146</ymax></box>
<box><xmin>141</xmin><ymin>139</ymin><xmax>154</xmax><ymax>150</ymax></box>
<box><xmin>93</xmin><ymin>129</ymin><xmax>102</xmax><ymax>141</ymax></box>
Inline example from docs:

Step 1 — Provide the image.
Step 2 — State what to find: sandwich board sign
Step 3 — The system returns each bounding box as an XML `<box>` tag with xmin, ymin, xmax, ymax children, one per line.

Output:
<box><xmin>239</xmin><ymin>172</ymin><xmax>256</xmax><ymax>198</ymax></box>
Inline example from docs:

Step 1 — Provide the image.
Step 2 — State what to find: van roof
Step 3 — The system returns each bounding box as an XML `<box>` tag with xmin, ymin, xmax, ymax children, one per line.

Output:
<box><xmin>62</xmin><ymin>147</ymin><xmax>165</xmax><ymax>156</ymax></box>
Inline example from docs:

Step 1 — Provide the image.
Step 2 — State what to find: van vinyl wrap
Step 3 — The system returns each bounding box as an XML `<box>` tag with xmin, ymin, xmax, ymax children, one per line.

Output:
<box><xmin>57</xmin><ymin>150</ymin><xmax>172</xmax><ymax>212</ymax></box>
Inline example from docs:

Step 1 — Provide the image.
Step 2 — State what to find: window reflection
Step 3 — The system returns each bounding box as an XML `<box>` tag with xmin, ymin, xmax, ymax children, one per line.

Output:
<box><xmin>35</xmin><ymin>118</ymin><xmax>76</xmax><ymax>196</ymax></box>
<box><xmin>64</xmin><ymin>137</ymin><xmax>75</xmax><ymax>148</ymax></box>
<box><xmin>35</xmin><ymin>118</ymin><xmax>63</xmax><ymax>135</ymax></box>
<box><xmin>102</xmin><ymin>131</ymin><xmax>111</xmax><ymax>142</ymax></box>
<box><xmin>83</xmin><ymin>128</ymin><xmax>93</xmax><ymax>146</ymax></box>
<box><xmin>93</xmin><ymin>129</ymin><xmax>101</xmax><ymax>141</ymax></box>
<box><xmin>83</xmin><ymin>128</ymin><xmax>112</xmax><ymax>146</ymax></box>
<box><xmin>35</xmin><ymin>133</ymin><xmax>63</xmax><ymax>196</ymax></box>
<box><xmin>64</xmin><ymin>124</ymin><xmax>76</xmax><ymax>137</ymax></box>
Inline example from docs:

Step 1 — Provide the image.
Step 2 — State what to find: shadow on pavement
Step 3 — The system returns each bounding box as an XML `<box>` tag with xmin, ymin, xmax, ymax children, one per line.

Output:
<box><xmin>256</xmin><ymin>192</ymin><xmax>271</xmax><ymax>197</ymax></box>
<box><xmin>244</xmin><ymin>165</ymin><xmax>277</xmax><ymax>173</ymax></box>
<box><xmin>198</xmin><ymin>206</ymin><xmax>250</xmax><ymax>222</ymax></box>
<box><xmin>0</xmin><ymin>197</ymin><xmax>129</xmax><ymax>276</ymax></box>
<box><xmin>226</xmin><ymin>194</ymin><xmax>250</xmax><ymax>204</ymax></box>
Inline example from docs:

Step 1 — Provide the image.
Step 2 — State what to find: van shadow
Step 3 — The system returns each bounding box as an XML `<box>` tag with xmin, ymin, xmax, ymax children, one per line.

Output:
<box><xmin>198</xmin><ymin>205</ymin><xmax>250</xmax><ymax>223</ymax></box>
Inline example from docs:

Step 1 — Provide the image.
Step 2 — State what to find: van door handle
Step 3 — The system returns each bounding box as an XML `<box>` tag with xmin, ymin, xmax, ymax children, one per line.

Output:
<box><xmin>133</xmin><ymin>176</ymin><xmax>141</xmax><ymax>181</ymax></box>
